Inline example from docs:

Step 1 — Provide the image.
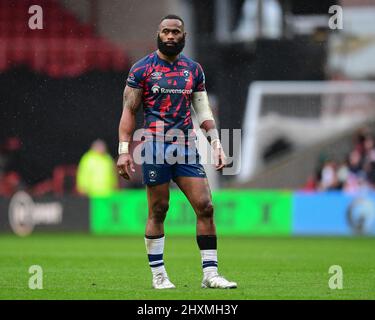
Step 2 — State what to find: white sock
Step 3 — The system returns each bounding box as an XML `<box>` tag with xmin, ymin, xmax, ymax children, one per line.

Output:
<box><xmin>201</xmin><ymin>249</ymin><xmax>218</xmax><ymax>277</ymax></box>
<box><xmin>145</xmin><ymin>235</ymin><xmax>167</xmax><ymax>277</ymax></box>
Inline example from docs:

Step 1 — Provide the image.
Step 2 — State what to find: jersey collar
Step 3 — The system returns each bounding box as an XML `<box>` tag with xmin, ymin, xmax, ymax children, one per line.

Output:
<box><xmin>155</xmin><ymin>50</ymin><xmax>183</xmax><ymax>66</ymax></box>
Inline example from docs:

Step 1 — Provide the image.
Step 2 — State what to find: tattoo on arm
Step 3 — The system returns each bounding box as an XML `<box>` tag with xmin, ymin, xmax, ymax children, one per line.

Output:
<box><xmin>123</xmin><ymin>86</ymin><xmax>142</xmax><ymax>114</ymax></box>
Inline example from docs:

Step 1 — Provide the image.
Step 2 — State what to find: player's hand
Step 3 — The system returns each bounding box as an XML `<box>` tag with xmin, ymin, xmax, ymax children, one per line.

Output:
<box><xmin>213</xmin><ymin>143</ymin><xmax>227</xmax><ymax>171</ymax></box>
<box><xmin>117</xmin><ymin>153</ymin><xmax>135</xmax><ymax>180</ymax></box>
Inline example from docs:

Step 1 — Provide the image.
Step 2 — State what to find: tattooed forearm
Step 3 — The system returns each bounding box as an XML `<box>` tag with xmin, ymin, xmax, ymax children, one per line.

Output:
<box><xmin>118</xmin><ymin>86</ymin><xmax>142</xmax><ymax>142</ymax></box>
<box><xmin>123</xmin><ymin>86</ymin><xmax>142</xmax><ymax>114</ymax></box>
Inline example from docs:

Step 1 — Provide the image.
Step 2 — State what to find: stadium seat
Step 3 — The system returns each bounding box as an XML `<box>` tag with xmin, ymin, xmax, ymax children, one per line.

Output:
<box><xmin>0</xmin><ymin>0</ymin><xmax>129</xmax><ymax>77</ymax></box>
<box><xmin>0</xmin><ymin>172</ymin><xmax>21</xmax><ymax>197</ymax></box>
<box><xmin>0</xmin><ymin>41</ymin><xmax>8</xmax><ymax>70</ymax></box>
<box><xmin>10</xmin><ymin>37</ymin><xmax>28</xmax><ymax>64</ymax></box>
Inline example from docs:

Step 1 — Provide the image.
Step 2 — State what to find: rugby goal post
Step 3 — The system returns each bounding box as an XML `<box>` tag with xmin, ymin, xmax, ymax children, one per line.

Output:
<box><xmin>238</xmin><ymin>81</ymin><xmax>375</xmax><ymax>183</ymax></box>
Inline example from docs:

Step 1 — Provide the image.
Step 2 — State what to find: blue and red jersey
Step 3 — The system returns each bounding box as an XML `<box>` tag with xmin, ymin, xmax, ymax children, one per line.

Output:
<box><xmin>126</xmin><ymin>51</ymin><xmax>206</xmax><ymax>142</ymax></box>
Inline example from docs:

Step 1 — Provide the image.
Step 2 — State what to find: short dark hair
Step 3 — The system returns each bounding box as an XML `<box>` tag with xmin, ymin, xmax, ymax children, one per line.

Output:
<box><xmin>160</xmin><ymin>14</ymin><xmax>184</xmax><ymax>27</ymax></box>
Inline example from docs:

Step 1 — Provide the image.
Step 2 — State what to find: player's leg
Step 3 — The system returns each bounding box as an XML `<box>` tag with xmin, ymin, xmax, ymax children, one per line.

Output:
<box><xmin>173</xmin><ymin>175</ymin><xmax>237</xmax><ymax>289</ymax></box>
<box><xmin>146</xmin><ymin>182</ymin><xmax>170</xmax><ymax>236</ymax></box>
<box><xmin>173</xmin><ymin>175</ymin><xmax>215</xmax><ymax>235</ymax></box>
<box><xmin>142</xmin><ymin>140</ymin><xmax>175</xmax><ymax>289</ymax></box>
<box><xmin>144</xmin><ymin>182</ymin><xmax>175</xmax><ymax>289</ymax></box>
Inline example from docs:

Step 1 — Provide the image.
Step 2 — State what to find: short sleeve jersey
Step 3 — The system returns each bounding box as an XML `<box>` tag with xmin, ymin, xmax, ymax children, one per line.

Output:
<box><xmin>126</xmin><ymin>51</ymin><xmax>206</xmax><ymax>142</ymax></box>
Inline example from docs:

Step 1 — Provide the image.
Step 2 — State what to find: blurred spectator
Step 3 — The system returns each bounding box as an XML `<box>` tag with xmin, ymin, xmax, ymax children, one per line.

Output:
<box><xmin>366</xmin><ymin>161</ymin><xmax>375</xmax><ymax>188</ymax></box>
<box><xmin>362</xmin><ymin>135</ymin><xmax>375</xmax><ymax>188</ymax></box>
<box><xmin>362</xmin><ymin>135</ymin><xmax>375</xmax><ymax>166</ymax></box>
<box><xmin>76</xmin><ymin>139</ymin><xmax>118</xmax><ymax>197</ymax></box>
<box><xmin>352</xmin><ymin>127</ymin><xmax>370</xmax><ymax>155</ymax></box>
<box><xmin>302</xmin><ymin>174</ymin><xmax>317</xmax><ymax>191</ymax></box>
<box><xmin>347</xmin><ymin>149</ymin><xmax>364</xmax><ymax>175</ymax></box>
<box><xmin>308</xmin><ymin>128</ymin><xmax>375</xmax><ymax>193</ymax></box>
<box><xmin>319</xmin><ymin>159</ymin><xmax>340</xmax><ymax>190</ymax></box>
<box><xmin>337</xmin><ymin>161</ymin><xmax>349</xmax><ymax>189</ymax></box>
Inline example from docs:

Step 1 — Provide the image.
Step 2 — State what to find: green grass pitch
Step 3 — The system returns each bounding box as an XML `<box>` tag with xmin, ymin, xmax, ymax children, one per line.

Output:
<box><xmin>0</xmin><ymin>234</ymin><xmax>374</xmax><ymax>300</ymax></box>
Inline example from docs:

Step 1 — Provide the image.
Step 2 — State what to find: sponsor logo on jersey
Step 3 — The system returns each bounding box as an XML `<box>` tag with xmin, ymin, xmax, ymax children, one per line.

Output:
<box><xmin>151</xmin><ymin>85</ymin><xmax>161</xmax><ymax>93</ymax></box>
<box><xmin>151</xmin><ymin>84</ymin><xmax>192</xmax><ymax>95</ymax></box>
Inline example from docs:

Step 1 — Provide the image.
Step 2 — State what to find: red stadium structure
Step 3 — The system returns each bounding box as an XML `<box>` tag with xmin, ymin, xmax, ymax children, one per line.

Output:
<box><xmin>0</xmin><ymin>0</ymin><xmax>128</xmax><ymax>77</ymax></box>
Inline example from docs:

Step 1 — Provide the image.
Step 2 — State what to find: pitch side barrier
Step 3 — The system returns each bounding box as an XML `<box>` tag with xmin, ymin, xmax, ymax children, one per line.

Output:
<box><xmin>90</xmin><ymin>190</ymin><xmax>375</xmax><ymax>236</ymax></box>
<box><xmin>1</xmin><ymin>190</ymin><xmax>375</xmax><ymax>236</ymax></box>
<box><xmin>0</xmin><ymin>191</ymin><xmax>89</xmax><ymax>236</ymax></box>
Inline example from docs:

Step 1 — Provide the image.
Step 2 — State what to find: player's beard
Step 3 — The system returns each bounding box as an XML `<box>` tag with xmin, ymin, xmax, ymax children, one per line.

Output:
<box><xmin>157</xmin><ymin>34</ymin><xmax>185</xmax><ymax>57</ymax></box>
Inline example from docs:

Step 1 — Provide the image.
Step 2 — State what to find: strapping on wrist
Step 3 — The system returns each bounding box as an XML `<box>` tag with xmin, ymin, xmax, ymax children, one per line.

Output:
<box><xmin>118</xmin><ymin>141</ymin><xmax>129</xmax><ymax>155</ymax></box>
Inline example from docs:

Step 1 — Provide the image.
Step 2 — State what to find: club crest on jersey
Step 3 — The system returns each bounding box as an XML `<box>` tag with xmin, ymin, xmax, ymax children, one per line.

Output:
<box><xmin>183</xmin><ymin>70</ymin><xmax>189</xmax><ymax>77</ymax></box>
<box><xmin>149</xmin><ymin>170</ymin><xmax>157</xmax><ymax>179</ymax></box>
<box><xmin>151</xmin><ymin>72</ymin><xmax>163</xmax><ymax>80</ymax></box>
<box><xmin>151</xmin><ymin>85</ymin><xmax>160</xmax><ymax>94</ymax></box>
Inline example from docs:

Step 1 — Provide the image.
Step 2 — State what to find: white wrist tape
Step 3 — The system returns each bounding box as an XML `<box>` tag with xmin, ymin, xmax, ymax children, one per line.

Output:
<box><xmin>192</xmin><ymin>91</ymin><xmax>214</xmax><ymax>125</ymax></box>
<box><xmin>118</xmin><ymin>142</ymin><xmax>129</xmax><ymax>155</ymax></box>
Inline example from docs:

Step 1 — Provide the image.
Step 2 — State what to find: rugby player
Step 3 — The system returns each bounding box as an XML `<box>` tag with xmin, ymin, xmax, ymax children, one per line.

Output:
<box><xmin>117</xmin><ymin>14</ymin><xmax>237</xmax><ymax>289</ymax></box>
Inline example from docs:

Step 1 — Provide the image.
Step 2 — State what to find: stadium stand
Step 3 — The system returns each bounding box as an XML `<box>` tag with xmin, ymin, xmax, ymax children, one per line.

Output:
<box><xmin>0</xmin><ymin>0</ymin><xmax>132</xmax><ymax>196</ymax></box>
<box><xmin>0</xmin><ymin>0</ymin><xmax>128</xmax><ymax>77</ymax></box>
<box><xmin>309</xmin><ymin>127</ymin><xmax>375</xmax><ymax>192</ymax></box>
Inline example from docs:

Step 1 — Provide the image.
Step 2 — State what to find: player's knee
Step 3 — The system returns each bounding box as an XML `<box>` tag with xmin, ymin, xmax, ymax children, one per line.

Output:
<box><xmin>197</xmin><ymin>200</ymin><xmax>214</xmax><ymax>219</ymax></box>
<box><xmin>150</xmin><ymin>201</ymin><xmax>169</xmax><ymax>223</ymax></box>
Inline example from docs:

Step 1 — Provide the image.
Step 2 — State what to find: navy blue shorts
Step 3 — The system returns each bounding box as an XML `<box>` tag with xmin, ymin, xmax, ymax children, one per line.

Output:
<box><xmin>141</xmin><ymin>141</ymin><xmax>207</xmax><ymax>186</ymax></box>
